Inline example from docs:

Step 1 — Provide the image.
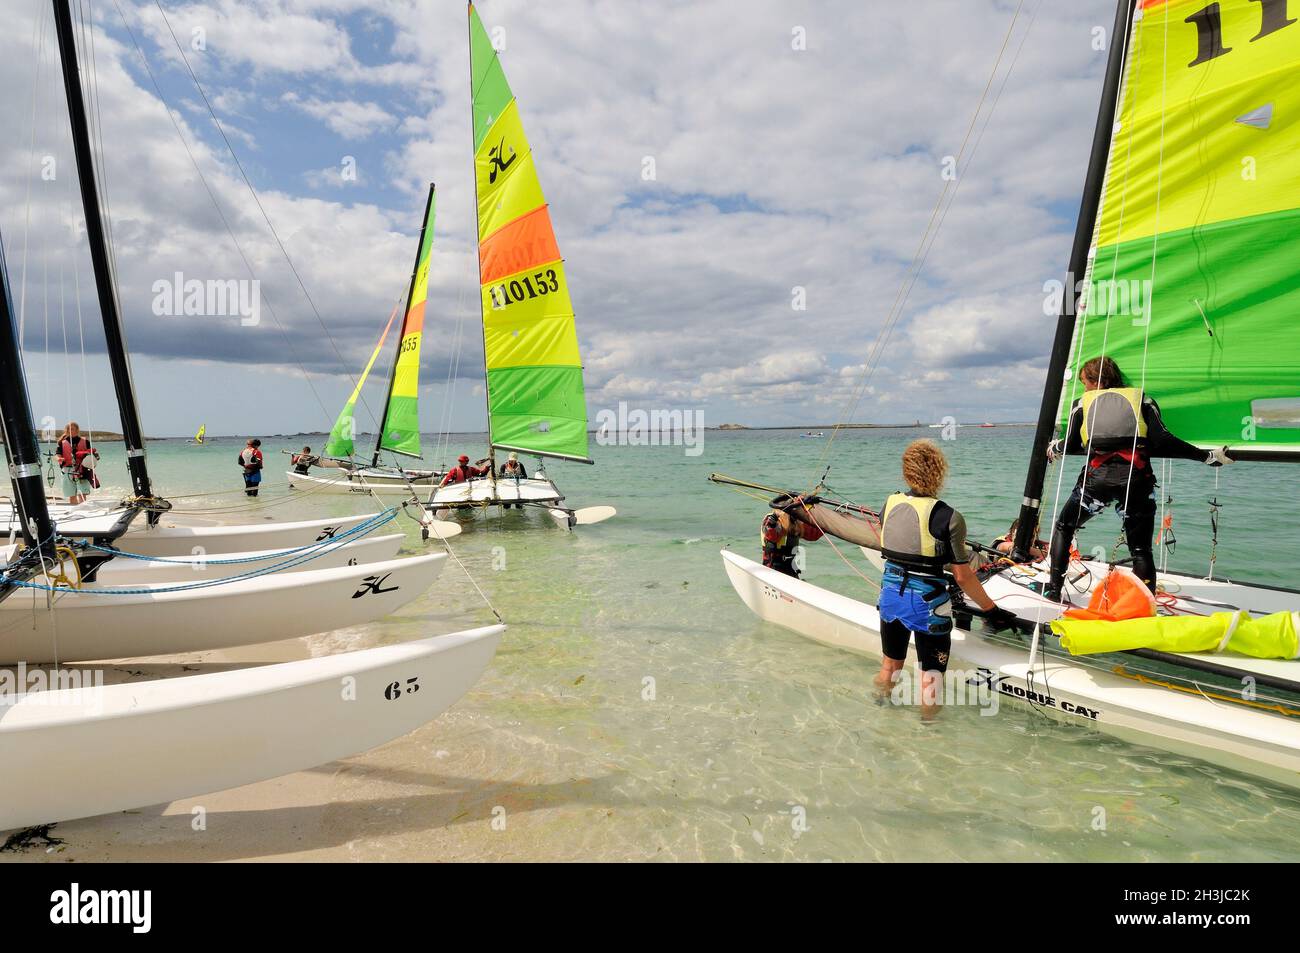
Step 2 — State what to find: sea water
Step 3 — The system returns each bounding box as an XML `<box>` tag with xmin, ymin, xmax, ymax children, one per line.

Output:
<box><xmin>75</xmin><ymin>427</ymin><xmax>1300</xmax><ymax>861</ymax></box>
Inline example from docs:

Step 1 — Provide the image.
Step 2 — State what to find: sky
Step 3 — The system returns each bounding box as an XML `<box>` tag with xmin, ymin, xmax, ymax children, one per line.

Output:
<box><xmin>0</xmin><ymin>0</ymin><xmax>1120</xmax><ymax>438</ymax></box>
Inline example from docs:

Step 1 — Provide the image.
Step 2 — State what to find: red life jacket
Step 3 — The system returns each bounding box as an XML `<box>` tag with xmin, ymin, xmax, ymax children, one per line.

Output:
<box><xmin>1089</xmin><ymin>448</ymin><xmax>1148</xmax><ymax>470</ymax></box>
<box><xmin>58</xmin><ymin>436</ymin><xmax>91</xmax><ymax>469</ymax></box>
<box><xmin>443</xmin><ymin>464</ymin><xmax>477</xmax><ymax>485</ymax></box>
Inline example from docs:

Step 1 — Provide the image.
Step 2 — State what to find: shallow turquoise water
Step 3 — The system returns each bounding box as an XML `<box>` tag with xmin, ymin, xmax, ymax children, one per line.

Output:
<box><xmin>76</xmin><ymin>428</ymin><xmax>1300</xmax><ymax>860</ymax></box>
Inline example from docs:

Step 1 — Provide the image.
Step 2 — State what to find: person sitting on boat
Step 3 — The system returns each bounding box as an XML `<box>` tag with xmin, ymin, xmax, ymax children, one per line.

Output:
<box><xmin>1044</xmin><ymin>356</ymin><xmax>1232</xmax><ymax>601</ymax></box>
<box><xmin>55</xmin><ymin>421</ymin><xmax>99</xmax><ymax>505</ymax></box>
<box><xmin>498</xmin><ymin>452</ymin><xmax>529</xmax><ymax>509</ymax></box>
<box><xmin>238</xmin><ymin>438</ymin><xmax>264</xmax><ymax>498</ymax></box>
<box><xmin>761</xmin><ymin>507</ymin><xmax>824</xmax><ymax>578</ymax></box>
<box><xmin>291</xmin><ymin>446</ymin><xmax>318</xmax><ymax>475</ymax></box>
<box><xmin>993</xmin><ymin>518</ymin><xmax>1046</xmax><ymax>561</ymax></box>
<box><xmin>874</xmin><ymin>440</ymin><xmax>1018</xmax><ymax>717</ymax></box>
<box><xmin>499</xmin><ymin>451</ymin><xmax>528</xmax><ymax>480</ymax></box>
<box><xmin>440</xmin><ymin>454</ymin><xmax>486</xmax><ymax>487</ymax></box>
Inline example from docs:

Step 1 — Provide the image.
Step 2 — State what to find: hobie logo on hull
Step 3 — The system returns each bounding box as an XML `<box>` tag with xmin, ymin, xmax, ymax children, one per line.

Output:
<box><xmin>352</xmin><ymin>573</ymin><xmax>399</xmax><ymax>598</ymax></box>
<box><xmin>50</xmin><ymin>883</ymin><xmax>151</xmax><ymax>933</ymax></box>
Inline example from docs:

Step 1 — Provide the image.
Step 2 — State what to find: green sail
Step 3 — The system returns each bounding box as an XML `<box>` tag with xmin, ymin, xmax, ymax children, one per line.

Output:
<box><xmin>470</xmin><ymin>3</ymin><xmax>591</xmax><ymax>463</ymax></box>
<box><xmin>1059</xmin><ymin>0</ymin><xmax>1300</xmax><ymax>455</ymax></box>
<box><xmin>376</xmin><ymin>186</ymin><xmax>435</xmax><ymax>460</ymax></box>
<box><xmin>325</xmin><ymin>300</ymin><xmax>401</xmax><ymax>458</ymax></box>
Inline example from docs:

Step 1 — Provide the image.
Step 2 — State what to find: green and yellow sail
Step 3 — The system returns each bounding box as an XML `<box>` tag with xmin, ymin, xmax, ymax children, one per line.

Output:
<box><xmin>324</xmin><ymin>299</ymin><xmax>401</xmax><ymax>458</ymax></box>
<box><xmin>469</xmin><ymin>3</ymin><xmax>591</xmax><ymax>462</ymax></box>
<box><xmin>324</xmin><ymin>185</ymin><xmax>434</xmax><ymax>462</ymax></box>
<box><xmin>375</xmin><ymin>184</ymin><xmax>435</xmax><ymax>460</ymax></box>
<box><xmin>1062</xmin><ymin>0</ymin><xmax>1300</xmax><ymax>454</ymax></box>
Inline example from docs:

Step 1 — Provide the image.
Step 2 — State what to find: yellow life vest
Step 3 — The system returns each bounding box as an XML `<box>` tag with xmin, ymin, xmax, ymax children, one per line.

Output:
<box><xmin>880</xmin><ymin>493</ymin><xmax>947</xmax><ymax>574</ymax></box>
<box><xmin>1079</xmin><ymin>387</ymin><xmax>1147</xmax><ymax>448</ymax></box>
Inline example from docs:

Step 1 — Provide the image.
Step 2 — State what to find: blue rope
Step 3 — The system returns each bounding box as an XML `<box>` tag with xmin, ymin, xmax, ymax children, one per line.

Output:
<box><xmin>81</xmin><ymin>507</ymin><xmax>398</xmax><ymax>564</ymax></box>
<box><xmin>2</xmin><ymin>507</ymin><xmax>405</xmax><ymax>596</ymax></box>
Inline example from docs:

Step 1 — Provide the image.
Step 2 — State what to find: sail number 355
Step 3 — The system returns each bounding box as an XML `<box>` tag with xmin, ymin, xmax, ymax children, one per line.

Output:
<box><xmin>1186</xmin><ymin>0</ymin><xmax>1295</xmax><ymax>67</ymax></box>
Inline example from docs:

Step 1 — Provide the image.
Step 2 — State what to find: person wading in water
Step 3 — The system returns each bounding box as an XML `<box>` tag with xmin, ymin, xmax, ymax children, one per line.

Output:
<box><xmin>875</xmin><ymin>440</ymin><xmax>1018</xmax><ymax>718</ymax></box>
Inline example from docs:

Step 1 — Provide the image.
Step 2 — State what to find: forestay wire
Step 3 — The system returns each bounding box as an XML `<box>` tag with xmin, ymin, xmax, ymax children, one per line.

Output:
<box><xmin>807</xmin><ymin>0</ymin><xmax>1037</xmax><ymax>492</ymax></box>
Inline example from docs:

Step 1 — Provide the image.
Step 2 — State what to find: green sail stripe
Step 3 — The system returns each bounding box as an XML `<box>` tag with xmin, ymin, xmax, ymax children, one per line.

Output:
<box><xmin>486</xmin><ymin>364</ymin><xmax>589</xmax><ymax>460</ymax></box>
<box><xmin>325</xmin><ymin>399</ymin><xmax>358</xmax><ymax>458</ymax></box>
<box><xmin>379</xmin><ymin>394</ymin><xmax>421</xmax><ymax>458</ymax></box>
<box><xmin>469</xmin><ymin>6</ymin><xmax>514</xmax><ymax>152</ymax></box>
<box><xmin>1064</xmin><ymin>205</ymin><xmax>1300</xmax><ymax>449</ymax></box>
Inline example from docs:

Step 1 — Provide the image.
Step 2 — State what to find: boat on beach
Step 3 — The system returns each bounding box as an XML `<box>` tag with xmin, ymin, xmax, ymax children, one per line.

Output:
<box><xmin>0</xmin><ymin>0</ymin><xmax>501</xmax><ymax>831</ymax></box>
<box><xmin>714</xmin><ymin>0</ymin><xmax>1300</xmax><ymax>789</ymax></box>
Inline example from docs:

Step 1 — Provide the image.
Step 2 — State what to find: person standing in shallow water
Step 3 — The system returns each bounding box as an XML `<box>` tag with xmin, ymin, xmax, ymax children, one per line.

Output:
<box><xmin>874</xmin><ymin>440</ymin><xmax>1018</xmax><ymax>718</ymax></box>
<box><xmin>238</xmin><ymin>438</ymin><xmax>264</xmax><ymax>497</ymax></box>
<box><xmin>56</xmin><ymin>421</ymin><xmax>99</xmax><ymax>504</ymax></box>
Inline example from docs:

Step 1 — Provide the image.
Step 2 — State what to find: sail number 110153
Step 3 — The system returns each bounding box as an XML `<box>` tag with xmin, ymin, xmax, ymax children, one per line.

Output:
<box><xmin>488</xmin><ymin>269</ymin><xmax>560</xmax><ymax>309</ymax></box>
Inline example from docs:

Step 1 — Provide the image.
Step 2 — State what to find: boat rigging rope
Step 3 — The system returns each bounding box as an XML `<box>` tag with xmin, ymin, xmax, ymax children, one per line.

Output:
<box><xmin>1044</xmin><ymin>0</ymin><xmax>1143</xmax><ymax>599</ymax></box>
<box><xmin>144</xmin><ymin>0</ymin><xmax>392</xmax><ymax>435</ymax></box>
<box><xmin>82</xmin><ymin>506</ymin><xmax>397</xmax><ymax>564</ymax></box>
<box><xmin>1</xmin><ymin>508</ymin><xmax>399</xmax><ymax>595</ymax></box>
<box><xmin>808</xmin><ymin>0</ymin><xmax>1035</xmax><ymax>490</ymax></box>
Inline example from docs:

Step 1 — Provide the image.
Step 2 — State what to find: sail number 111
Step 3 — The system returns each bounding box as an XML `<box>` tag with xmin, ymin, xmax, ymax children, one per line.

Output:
<box><xmin>1186</xmin><ymin>0</ymin><xmax>1295</xmax><ymax>67</ymax></box>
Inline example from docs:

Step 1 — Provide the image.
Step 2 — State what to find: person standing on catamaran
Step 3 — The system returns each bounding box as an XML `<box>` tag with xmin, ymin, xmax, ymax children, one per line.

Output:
<box><xmin>875</xmin><ymin>440</ymin><xmax>1017</xmax><ymax>717</ymax></box>
<box><xmin>1045</xmin><ymin>356</ymin><xmax>1233</xmax><ymax>601</ymax></box>
<box><xmin>238</xmin><ymin>438</ymin><xmax>264</xmax><ymax>497</ymax></box>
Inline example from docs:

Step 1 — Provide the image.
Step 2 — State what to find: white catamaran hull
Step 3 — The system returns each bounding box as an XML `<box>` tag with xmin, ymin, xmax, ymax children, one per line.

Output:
<box><xmin>0</xmin><ymin>624</ymin><xmax>504</xmax><ymax>831</ymax></box>
<box><xmin>5</xmin><ymin>507</ymin><xmax>388</xmax><ymax>558</ymax></box>
<box><xmin>0</xmin><ymin>553</ymin><xmax>447</xmax><ymax>664</ymax></box>
<box><xmin>89</xmin><ymin>533</ymin><xmax>405</xmax><ymax>585</ymax></box>
<box><xmin>286</xmin><ymin>468</ymin><xmax>442</xmax><ymax>496</ymax></box>
<box><xmin>426</xmin><ymin>476</ymin><xmax>563</xmax><ymax>509</ymax></box>
<box><xmin>722</xmin><ymin>550</ymin><xmax>1300</xmax><ymax>791</ymax></box>
<box><xmin>860</xmin><ymin>545</ymin><xmax>1299</xmax><ymax>688</ymax></box>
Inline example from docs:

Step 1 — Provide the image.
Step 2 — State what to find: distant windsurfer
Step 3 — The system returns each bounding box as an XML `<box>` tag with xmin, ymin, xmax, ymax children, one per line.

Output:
<box><xmin>875</xmin><ymin>440</ymin><xmax>1018</xmax><ymax>717</ymax></box>
<box><xmin>761</xmin><ymin>507</ymin><xmax>824</xmax><ymax>577</ymax></box>
<box><xmin>1045</xmin><ymin>356</ymin><xmax>1232</xmax><ymax>601</ymax></box>
<box><xmin>56</xmin><ymin>421</ymin><xmax>99</xmax><ymax>504</ymax></box>
<box><xmin>238</xmin><ymin>438</ymin><xmax>264</xmax><ymax>497</ymax></box>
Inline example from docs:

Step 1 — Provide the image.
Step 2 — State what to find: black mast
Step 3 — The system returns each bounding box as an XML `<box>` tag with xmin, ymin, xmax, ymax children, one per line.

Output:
<box><xmin>372</xmin><ymin>182</ymin><xmax>435</xmax><ymax>467</ymax></box>
<box><xmin>1012</xmin><ymin>0</ymin><xmax>1136</xmax><ymax>561</ymax></box>
<box><xmin>52</xmin><ymin>0</ymin><xmax>156</xmax><ymax>520</ymax></box>
<box><xmin>0</xmin><ymin>229</ymin><xmax>58</xmax><ymax>559</ymax></box>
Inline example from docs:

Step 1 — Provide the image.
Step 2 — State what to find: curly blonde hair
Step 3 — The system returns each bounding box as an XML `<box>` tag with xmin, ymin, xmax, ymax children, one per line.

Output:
<box><xmin>901</xmin><ymin>439</ymin><xmax>948</xmax><ymax>497</ymax></box>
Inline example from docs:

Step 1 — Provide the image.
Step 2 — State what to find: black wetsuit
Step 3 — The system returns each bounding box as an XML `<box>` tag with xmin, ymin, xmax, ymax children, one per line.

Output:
<box><xmin>1050</xmin><ymin>395</ymin><xmax>1206</xmax><ymax>593</ymax></box>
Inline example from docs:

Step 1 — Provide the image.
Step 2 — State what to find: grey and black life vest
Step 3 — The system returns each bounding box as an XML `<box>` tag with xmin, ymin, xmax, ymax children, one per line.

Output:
<box><xmin>880</xmin><ymin>492</ymin><xmax>953</xmax><ymax>575</ymax></box>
